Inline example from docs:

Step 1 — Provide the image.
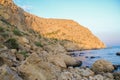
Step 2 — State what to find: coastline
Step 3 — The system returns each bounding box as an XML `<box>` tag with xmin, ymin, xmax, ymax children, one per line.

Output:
<box><xmin>0</xmin><ymin>0</ymin><xmax>119</xmax><ymax>80</ymax></box>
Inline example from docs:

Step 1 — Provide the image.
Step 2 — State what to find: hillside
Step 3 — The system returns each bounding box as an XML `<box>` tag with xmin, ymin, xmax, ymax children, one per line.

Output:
<box><xmin>0</xmin><ymin>0</ymin><xmax>108</xmax><ymax>80</ymax></box>
<box><xmin>0</xmin><ymin>0</ymin><xmax>105</xmax><ymax>50</ymax></box>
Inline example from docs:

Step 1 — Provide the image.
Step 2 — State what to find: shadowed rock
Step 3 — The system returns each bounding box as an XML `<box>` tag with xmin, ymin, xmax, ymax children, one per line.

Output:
<box><xmin>113</xmin><ymin>72</ymin><xmax>120</xmax><ymax>80</ymax></box>
<box><xmin>67</xmin><ymin>60</ymin><xmax>82</xmax><ymax>68</ymax></box>
<box><xmin>116</xmin><ymin>52</ymin><xmax>120</xmax><ymax>56</ymax></box>
<box><xmin>0</xmin><ymin>57</ymin><xmax>4</xmax><ymax>66</ymax></box>
<box><xmin>113</xmin><ymin>65</ymin><xmax>120</xmax><ymax>70</ymax></box>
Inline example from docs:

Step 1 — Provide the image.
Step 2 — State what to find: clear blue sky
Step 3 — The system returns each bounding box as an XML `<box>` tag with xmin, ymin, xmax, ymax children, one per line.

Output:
<box><xmin>14</xmin><ymin>0</ymin><xmax>120</xmax><ymax>47</ymax></box>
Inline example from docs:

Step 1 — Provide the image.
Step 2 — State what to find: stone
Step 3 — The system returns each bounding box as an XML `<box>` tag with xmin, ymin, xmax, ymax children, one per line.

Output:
<box><xmin>90</xmin><ymin>56</ymin><xmax>96</xmax><ymax>59</ymax></box>
<box><xmin>93</xmin><ymin>74</ymin><xmax>103</xmax><ymax>80</ymax></box>
<box><xmin>91</xmin><ymin>59</ymin><xmax>114</xmax><ymax>73</ymax></box>
<box><xmin>11</xmin><ymin>49</ymin><xmax>17</xmax><ymax>54</ymax></box>
<box><xmin>62</xmin><ymin>54</ymin><xmax>82</xmax><ymax>67</ymax></box>
<box><xmin>16</xmin><ymin>53</ymin><xmax>25</xmax><ymax>61</ymax></box>
<box><xmin>116</xmin><ymin>52</ymin><xmax>120</xmax><ymax>56</ymax></box>
<box><xmin>0</xmin><ymin>57</ymin><xmax>4</xmax><ymax>66</ymax></box>
<box><xmin>58</xmin><ymin>71</ymin><xmax>73</xmax><ymax>80</ymax></box>
<box><xmin>48</xmin><ymin>54</ymin><xmax>67</xmax><ymax>68</ymax></box>
<box><xmin>103</xmin><ymin>73</ymin><xmax>114</xmax><ymax>80</ymax></box>
<box><xmin>48</xmin><ymin>54</ymin><xmax>82</xmax><ymax>68</ymax></box>
<box><xmin>113</xmin><ymin>64</ymin><xmax>120</xmax><ymax>70</ymax></box>
<box><xmin>19</xmin><ymin>37</ymin><xmax>29</xmax><ymax>44</ymax></box>
<box><xmin>113</xmin><ymin>72</ymin><xmax>120</xmax><ymax>80</ymax></box>
<box><xmin>43</xmin><ymin>43</ymin><xmax>66</xmax><ymax>54</ymax></box>
<box><xmin>0</xmin><ymin>50</ymin><xmax>17</xmax><ymax>66</ymax></box>
<box><xmin>0</xmin><ymin>65</ymin><xmax>23</xmax><ymax>80</ymax></box>
<box><xmin>79</xmin><ymin>68</ymin><xmax>94</xmax><ymax>77</ymax></box>
<box><xmin>61</xmin><ymin>41</ymin><xmax>80</xmax><ymax>51</ymax></box>
<box><xmin>18</xmin><ymin>53</ymin><xmax>55</xmax><ymax>80</ymax></box>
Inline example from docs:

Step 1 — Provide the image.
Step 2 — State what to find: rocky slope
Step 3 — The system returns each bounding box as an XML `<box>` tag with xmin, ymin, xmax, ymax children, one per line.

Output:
<box><xmin>0</xmin><ymin>0</ymin><xmax>114</xmax><ymax>80</ymax></box>
<box><xmin>0</xmin><ymin>0</ymin><xmax>105</xmax><ymax>50</ymax></box>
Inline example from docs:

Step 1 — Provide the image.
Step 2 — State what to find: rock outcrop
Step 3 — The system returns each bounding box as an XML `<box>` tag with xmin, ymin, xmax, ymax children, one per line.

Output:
<box><xmin>116</xmin><ymin>52</ymin><xmax>120</xmax><ymax>56</ymax></box>
<box><xmin>0</xmin><ymin>0</ymin><xmax>105</xmax><ymax>50</ymax></box>
<box><xmin>91</xmin><ymin>59</ymin><xmax>114</xmax><ymax>73</ymax></box>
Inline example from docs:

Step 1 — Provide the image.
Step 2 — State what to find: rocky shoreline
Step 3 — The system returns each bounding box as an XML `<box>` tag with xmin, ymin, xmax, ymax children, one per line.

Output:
<box><xmin>0</xmin><ymin>46</ymin><xmax>120</xmax><ymax>80</ymax></box>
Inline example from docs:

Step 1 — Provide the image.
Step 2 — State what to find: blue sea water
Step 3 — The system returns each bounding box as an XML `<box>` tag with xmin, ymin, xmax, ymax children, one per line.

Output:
<box><xmin>72</xmin><ymin>46</ymin><xmax>120</xmax><ymax>70</ymax></box>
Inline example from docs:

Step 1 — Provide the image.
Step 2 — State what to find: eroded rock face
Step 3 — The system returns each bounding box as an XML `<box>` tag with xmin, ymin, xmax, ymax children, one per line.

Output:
<box><xmin>0</xmin><ymin>65</ymin><xmax>23</xmax><ymax>80</ymax></box>
<box><xmin>91</xmin><ymin>59</ymin><xmax>114</xmax><ymax>73</ymax></box>
<box><xmin>0</xmin><ymin>0</ymin><xmax>105</xmax><ymax>50</ymax></box>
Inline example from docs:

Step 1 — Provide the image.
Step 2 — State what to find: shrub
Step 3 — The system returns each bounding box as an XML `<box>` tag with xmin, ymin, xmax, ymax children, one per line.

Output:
<box><xmin>13</xmin><ymin>29</ymin><xmax>22</xmax><ymax>36</ymax></box>
<box><xmin>34</xmin><ymin>42</ymin><xmax>43</xmax><ymax>47</ymax></box>
<box><xmin>29</xmin><ymin>29</ymin><xmax>35</xmax><ymax>34</ymax></box>
<box><xmin>0</xmin><ymin>27</ymin><xmax>4</xmax><ymax>32</ymax></box>
<box><xmin>1</xmin><ymin>32</ymin><xmax>9</xmax><ymax>38</ymax></box>
<box><xmin>4</xmin><ymin>38</ymin><xmax>19</xmax><ymax>49</ymax></box>
<box><xmin>19</xmin><ymin>51</ymin><xmax>28</xmax><ymax>58</ymax></box>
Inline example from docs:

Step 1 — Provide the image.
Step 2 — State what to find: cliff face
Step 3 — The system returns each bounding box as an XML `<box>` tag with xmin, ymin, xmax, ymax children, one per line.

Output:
<box><xmin>0</xmin><ymin>0</ymin><xmax>105</xmax><ymax>50</ymax></box>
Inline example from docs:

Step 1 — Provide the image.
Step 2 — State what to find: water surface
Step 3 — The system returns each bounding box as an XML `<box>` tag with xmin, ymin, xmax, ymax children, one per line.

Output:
<box><xmin>72</xmin><ymin>46</ymin><xmax>120</xmax><ymax>70</ymax></box>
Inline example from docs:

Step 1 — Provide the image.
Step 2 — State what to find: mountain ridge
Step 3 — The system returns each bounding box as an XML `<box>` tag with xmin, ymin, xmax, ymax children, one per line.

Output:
<box><xmin>0</xmin><ymin>0</ymin><xmax>105</xmax><ymax>50</ymax></box>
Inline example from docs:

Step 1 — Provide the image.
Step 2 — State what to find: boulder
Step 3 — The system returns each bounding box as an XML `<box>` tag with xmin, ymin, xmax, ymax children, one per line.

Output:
<box><xmin>0</xmin><ymin>50</ymin><xmax>17</xmax><ymax>66</ymax></box>
<box><xmin>113</xmin><ymin>65</ymin><xmax>120</xmax><ymax>70</ymax></box>
<box><xmin>43</xmin><ymin>43</ymin><xmax>66</xmax><ymax>54</ymax></box>
<box><xmin>16</xmin><ymin>53</ymin><xmax>25</xmax><ymax>61</ymax></box>
<box><xmin>59</xmin><ymin>71</ymin><xmax>82</xmax><ymax>80</ymax></box>
<box><xmin>103</xmin><ymin>73</ymin><xmax>114</xmax><ymax>80</ymax></box>
<box><xmin>0</xmin><ymin>57</ymin><xmax>4</xmax><ymax>66</ymax></box>
<box><xmin>60</xmin><ymin>41</ymin><xmax>80</xmax><ymax>51</ymax></box>
<box><xmin>48</xmin><ymin>54</ymin><xmax>82</xmax><ymax>68</ymax></box>
<box><xmin>18</xmin><ymin>53</ymin><xmax>55</xmax><ymax>80</ymax></box>
<box><xmin>58</xmin><ymin>71</ymin><xmax>73</xmax><ymax>80</ymax></box>
<box><xmin>93</xmin><ymin>74</ymin><xmax>103</xmax><ymax>80</ymax></box>
<box><xmin>78</xmin><ymin>68</ymin><xmax>94</xmax><ymax>77</ymax></box>
<box><xmin>113</xmin><ymin>72</ymin><xmax>120</xmax><ymax>80</ymax></box>
<box><xmin>48</xmin><ymin>55</ymin><xmax>66</xmax><ymax>68</ymax></box>
<box><xmin>91</xmin><ymin>59</ymin><xmax>114</xmax><ymax>73</ymax></box>
<box><xmin>62</xmin><ymin>54</ymin><xmax>82</xmax><ymax>67</ymax></box>
<box><xmin>0</xmin><ymin>65</ymin><xmax>23</xmax><ymax>80</ymax></box>
<box><xmin>116</xmin><ymin>52</ymin><xmax>120</xmax><ymax>56</ymax></box>
<box><xmin>18</xmin><ymin>37</ymin><xmax>29</xmax><ymax>44</ymax></box>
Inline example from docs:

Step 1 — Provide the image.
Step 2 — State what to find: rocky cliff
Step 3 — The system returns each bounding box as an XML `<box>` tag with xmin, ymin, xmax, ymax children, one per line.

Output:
<box><xmin>0</xmin><ymin>0</ymin><xmax>105</xmax><ymax>50</ymax></box>
<box><xmin>0</xmin><ymin>0</ymin><xmax>109</xmax><ymax>80</ymax></box>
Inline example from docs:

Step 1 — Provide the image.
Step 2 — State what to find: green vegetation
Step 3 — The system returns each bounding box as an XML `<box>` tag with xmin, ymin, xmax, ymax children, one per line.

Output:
<box><xmin>1</xmin><ymin>32</ymin><xmax>9</xmax><ymax>38</ymax></box>
<box><xmin>29</xmin><ymin>29</ymin><xmax>36</xmax><ymax>34</ymax></box>
<box><xmin>19</xmin><ymin>51</ymin><xmax>28</xmax><ymax>58</ymax></box>
<box><xmin>38</xmin><ymin>34</ymin><xmax>42</xmax><ymax>39</ymax></box>
<box><xmin>0</xmin><ymin>27</ymin><xmax>4</xmax><ymax>32</ymax></box>
<box><xmin>13</xmin><ymin>29</ymin><xmax>22</xmax><ymax>36</ymax></box>
<box><xmin>1</xmin><ymin>19</ymin><xmax>12</xmax><ymax>26</ymax></box>
<box><xmin>4</xmin><ymin>38</ymin><xmax>19</xmax><ymax>49</ymax></box>
<box><xmin>34</xmin><ymin>41</ymin><xmax>43</xmax><ymax>47</ymax></box>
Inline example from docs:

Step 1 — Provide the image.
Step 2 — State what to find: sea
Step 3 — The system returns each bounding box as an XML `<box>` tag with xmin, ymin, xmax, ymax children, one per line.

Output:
<box><xmin>71</xmin><ymin>46</ymin><xmax>120</xmax><ymax>71</ymax></box>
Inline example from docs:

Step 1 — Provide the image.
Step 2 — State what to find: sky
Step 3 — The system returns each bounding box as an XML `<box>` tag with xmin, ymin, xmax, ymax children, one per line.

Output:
<box><xmin>13</xmin><ymin>0</ymin><xmax>120</xmax><ymax>47</ymax></box>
